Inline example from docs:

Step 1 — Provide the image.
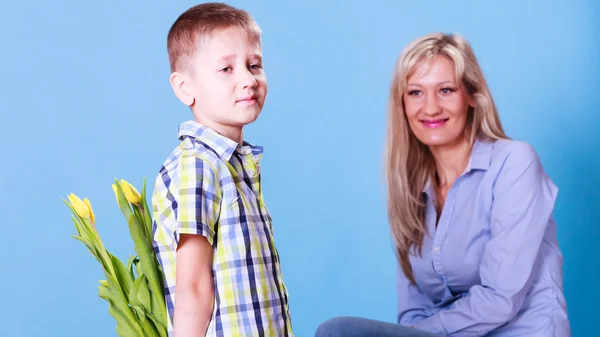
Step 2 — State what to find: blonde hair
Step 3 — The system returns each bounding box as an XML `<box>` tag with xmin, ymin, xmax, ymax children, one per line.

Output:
<box><xmin>167</xmin><ymin>2</ymin><xmax>261</xmax><ymax>73</ymax></box>
<box><xmin>385</xmin><ymin>33</ymin><xmax>507</xmax><ymax>284</ymax></box>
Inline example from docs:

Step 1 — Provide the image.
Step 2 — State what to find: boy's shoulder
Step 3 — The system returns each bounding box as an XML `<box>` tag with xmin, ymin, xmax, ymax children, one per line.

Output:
<box><xmin>158</xmin><ymin>121</ymin><xmax>235</xmax><ymax>174</ymax></box>
<box><xmin>157</xmin><ymin>135</ymin><xmax>224</xmax><ymax>181</ymax></box>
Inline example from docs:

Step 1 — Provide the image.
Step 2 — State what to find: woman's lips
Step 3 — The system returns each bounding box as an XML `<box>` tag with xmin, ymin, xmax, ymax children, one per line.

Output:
<box><xmin>421</xmin><ymin>118</ymin><xmax>449</xmax><ymax>128</ymax></box>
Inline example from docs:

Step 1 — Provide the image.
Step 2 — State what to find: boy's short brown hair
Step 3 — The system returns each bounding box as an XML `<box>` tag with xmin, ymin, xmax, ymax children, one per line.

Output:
<box><xmin>167</xmin><ymin>2</ymin><xmax>261</xmax><ymax>73</ymax></box>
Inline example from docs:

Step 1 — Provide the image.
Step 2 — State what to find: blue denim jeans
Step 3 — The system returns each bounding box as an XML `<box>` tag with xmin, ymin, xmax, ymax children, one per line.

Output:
<box><xmin>315</xmin><ymin>317</ymin><xmax>439</xmax><ymax>337</ymax></box>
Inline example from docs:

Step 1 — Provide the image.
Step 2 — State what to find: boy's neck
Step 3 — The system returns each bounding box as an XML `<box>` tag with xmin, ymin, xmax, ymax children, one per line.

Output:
<box><xmin>195</xmin><ymin>116</ymin><xmax>244</xmax><ymax>145</ymax></box>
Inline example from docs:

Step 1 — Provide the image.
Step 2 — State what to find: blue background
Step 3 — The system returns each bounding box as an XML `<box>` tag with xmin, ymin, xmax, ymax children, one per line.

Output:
<box><xmin>1</xmin><ymin>0</ymin><xmax>598</xmax><ymax>336</ymax></box>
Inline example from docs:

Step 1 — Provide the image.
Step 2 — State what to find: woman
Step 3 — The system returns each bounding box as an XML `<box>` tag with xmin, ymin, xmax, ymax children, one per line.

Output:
<box><xmin>316</xmin><ymin>33</ymin><xmax>570</xmax><ymax>336</ymax></box>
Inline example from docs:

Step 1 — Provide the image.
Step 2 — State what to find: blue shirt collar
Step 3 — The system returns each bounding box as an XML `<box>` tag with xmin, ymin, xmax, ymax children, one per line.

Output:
<box><xmin>468</xmin><ymin>136</ymin><xmax>494</xmax><ymax>172</ymax></box>
<box><xmin>423</xmin><ymin>137</ymin><xmax>495</xmax><ymax>193</ymax></box>
<box><xmin>177</xmin><ymin>120</ymin><xmax>263</xmax><ymax>162</ymax></box>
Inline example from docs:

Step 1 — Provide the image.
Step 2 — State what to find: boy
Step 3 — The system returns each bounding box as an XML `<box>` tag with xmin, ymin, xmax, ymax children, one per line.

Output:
<box><xmin>152</xmin><ymin>3</ymin><xmax>293</xmax><ymax>336</ymax></box>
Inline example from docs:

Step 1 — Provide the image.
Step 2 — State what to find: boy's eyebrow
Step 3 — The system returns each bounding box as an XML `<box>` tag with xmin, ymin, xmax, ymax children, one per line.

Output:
<box><xmin>216</xmin><ymin>53</ymin><xmax>263</xmax><ymax>63</ymax></box>
<box><xmin>249</xmin><ymin>53</ymin><xmax>262</xmax><ymax>60</ymax></box>
<box><xmin>217</xmin><ymin>54</ymin><xmax>236</xmax><ymax>62</ymax></box>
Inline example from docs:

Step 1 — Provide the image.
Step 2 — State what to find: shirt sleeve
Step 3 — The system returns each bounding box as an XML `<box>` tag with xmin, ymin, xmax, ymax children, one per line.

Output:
<box><xmin>397</xmin><ymin>263</ymin><xmax>434</xmax><ymax>326</ymax></box>
<box><xmin>414</xmin><ymin>142</ymin><xmax>558</xmax><ymax>336</ymax></box>
<box><xmin>176</xmin><ymin>153</ymin><xmax>221</xmax><ymax>246</ymax></box>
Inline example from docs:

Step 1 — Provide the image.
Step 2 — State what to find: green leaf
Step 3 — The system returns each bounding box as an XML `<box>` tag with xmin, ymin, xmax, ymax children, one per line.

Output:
<box><xmin>72</xmin><ymin>217</ymin><xmax>82</xmax><ymax>236</ymax></box>
<box><xmin>136</xmin><ymin>273</ymin><xmax>152</xmax><ymax>314</ymax></box>
<box><xmin>108</xmin><ymin>273</ymin><xmax>143</xmax><ymax>334</ymax></box>
<box><xmin>71</xmin><ymin>215</ymin><xmax>84</xmax><ymax>237</ymax></box>
<box><xmin>146</xmin><ymin>310</ymin><xmax>168</xmax><ymax>337</ymax></box>
<box><xmin>72</xmin><ymin>233</ymin><xmax>116</xmax><ymax>282</ymax></box>
<box><xmin>98</xmin><ymin>281</ymin><xmax>142</xmax><ymax>337</ymax></box>
<box><xmin>70</xmin><ymin>214</ymin><xmax>94</xmax><ymax>248</ymax></box>
<box><xmin>141</xmin><ymin>179</ymin><xmax>154</xmax><ymax>249</ymax></box>
<box><xmin>109</xmin><ymin>253</ymin><xmax>134</xmax><ymax>302</ymax></box>
<box><xmin>126</xmin><ymin>274</ymin><xmax>166</xmax><ymax>335</ymax></box>
<box><xmin>130</xmin><ymin>305</ymin><xmax>144</xmax><ymax>322</ymax></box>
<box><xmin>115</xmin><ymin>179</ymin><xmax>167</xmax><ymax>332</ymax></box>
<box><xmin>131</xmin><ymin>305</ymin><xmax>160</xmax><ymax>337</ymax></box>
<box><xmin>68</xmin><ymin>184</ymin><xmax>166</xmax><ymax>336</ymax></box>
<box><xmin>72</xmin><ymin>235</ymin><xmax>102</xmax><ymax>265</ymax></box>
<box><xmin>69</xmin><ymin>202</ymin><xmax>118</xmax><ymax>281</ymax></box>
<box><xmin>114</xmin><ymin>180</ymin><xmax>134</xmax><ymax>221</ymax></box>
<box><xmin>123</xmin><ymin>199</ymin><xmax>165</xmax><ymax>310</ymax></box>
<box><xmin>127</xmin><ymin>255</ymin><xmax>139</xmax><ymax>279</ymax></box>
<box><xmin>66</xmin><ymin>201</ymin><xmax>98</xmax><ymax>247</ymax></box>
<box><xmin>128</xmin><ymin>273</ymin><xmax>145</xmax><ymax>308</ymax></box>
<box><xmin>147</xmin><ymin>245</ymin><xmax>167</xmax><ymax>329</ymax></box>
<box><xmin>132</xmin><ymin>204</ymin><xmax>153</xmax><ymax>254</ymax></box>
<box><xmin>148</xmin><ymin>289</ymin><xmax>168</xmax><ymax>334</ymax></box>
<box><xmin>135</xmin><ymin>260</ymin><xmax>143</xmax><ymax>278</ymax></box>
<box><xmin>128</xmin><ymin>214</ymin><xmax>164</xmax><ymax>310</ymax></box>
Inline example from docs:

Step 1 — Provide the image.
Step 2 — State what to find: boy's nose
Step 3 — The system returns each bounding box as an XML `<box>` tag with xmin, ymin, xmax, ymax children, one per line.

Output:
<box><xmin>239</xmin><ymin>70</ymin><xmax>258</xmax><ymax>88</ymax></box>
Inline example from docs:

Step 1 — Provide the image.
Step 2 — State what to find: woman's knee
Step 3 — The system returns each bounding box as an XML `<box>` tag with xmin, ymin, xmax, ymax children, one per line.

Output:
<box><xmin>314</xmin><ymin>316</ymin><xmax>356</xmax><ymax>337</ymax></box>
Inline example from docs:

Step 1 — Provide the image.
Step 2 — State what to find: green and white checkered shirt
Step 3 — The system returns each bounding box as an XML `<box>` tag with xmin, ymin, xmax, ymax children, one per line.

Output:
<box><xmin>152</xmin><ymin>120</ymin><xmax>293</xmax><ymax>337</ymax></box>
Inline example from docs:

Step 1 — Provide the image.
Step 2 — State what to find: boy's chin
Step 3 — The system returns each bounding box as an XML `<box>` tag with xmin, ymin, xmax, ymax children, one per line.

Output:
<box><xmin>233</xmin><ymin>116</ymin><xmax>260</xmax><ymax>127</ymax></box>
<box><xmin>192</xmin><ymin>108</ymin><xmax>261</xmax><ymax>127</ymax></box>
<box><xmin>232</xmin><ymin>109</ymin><xmax>262</xmax><ymax>125</ymax></box>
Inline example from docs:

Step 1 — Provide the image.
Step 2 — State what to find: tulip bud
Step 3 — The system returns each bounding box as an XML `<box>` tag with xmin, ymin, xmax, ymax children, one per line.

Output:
<box><xmin>120</xmin><ymin>179</ymin><xmax>141</xmax><ymax>204</ymax></box>
<box><xmin>68</xmin><ymin>193</ymin><xmax>90</xmax><ymax>219</ymax></box>
<box><xmin>111</xmin><ymin>184</ymin><xmax>119</xmax><ymax>203</ymax></box>
<box><xmin>83</xmin><ymin>198</ymin><xmax>96</xmax><ymax>225</ymax></box>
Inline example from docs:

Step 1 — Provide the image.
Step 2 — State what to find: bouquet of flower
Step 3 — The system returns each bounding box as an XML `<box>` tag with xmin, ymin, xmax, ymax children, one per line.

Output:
<box><xmin>64</xmin><ymin>179</ymin><xmax>167</xmax><ymax>337</ymax></box>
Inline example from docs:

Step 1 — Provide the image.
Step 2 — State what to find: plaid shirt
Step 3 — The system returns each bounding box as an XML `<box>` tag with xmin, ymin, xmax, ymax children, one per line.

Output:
<box><xmin>152</xmin><ymin>121</ymin><xmax>293</xmax><ymax>337</ymax></box>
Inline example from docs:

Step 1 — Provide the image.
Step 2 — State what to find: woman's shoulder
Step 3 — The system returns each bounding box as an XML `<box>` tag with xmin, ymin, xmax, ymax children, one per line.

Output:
<box><xmin>482</xmin><ymin>138</ymin><xmax>556</xmax><ymax>194</ymax></box>
<box><xmin>487</xmin><ymin>138</ymin><xmax>542</xmax><ymax>169</ymax></box>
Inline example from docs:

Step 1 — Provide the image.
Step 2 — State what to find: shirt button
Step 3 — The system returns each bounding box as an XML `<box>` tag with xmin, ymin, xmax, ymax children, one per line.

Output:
<box><xmin>248</xmin><ymin>170</ymin><xmax>256</xmax><ymax>176</ymax></box>
<box><xmin>433</xmin><ymin>247</ymin><xmax>440</xmax><ymax>253</ymax></box>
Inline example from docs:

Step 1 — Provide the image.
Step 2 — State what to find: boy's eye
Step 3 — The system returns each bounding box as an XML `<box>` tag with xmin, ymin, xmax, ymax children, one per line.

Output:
<box><xmin>249</xmin><ymin>63</ymin><xmax>262</xmax><ymax>70</ymax></box>
<box><xmin>220</xmin><ymin>66</ymin><xmax>232</xmax><ymax>72</ymax></box>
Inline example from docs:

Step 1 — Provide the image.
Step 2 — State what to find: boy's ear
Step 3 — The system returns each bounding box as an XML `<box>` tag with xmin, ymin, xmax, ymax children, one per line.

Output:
<box><xmin>170</xmin><ymin>72</ymin><xmax>195</xmax><ymax>106</ymax></box>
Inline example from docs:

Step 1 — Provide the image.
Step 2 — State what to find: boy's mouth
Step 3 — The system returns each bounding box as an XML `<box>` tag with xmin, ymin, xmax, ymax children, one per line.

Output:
<box><xmin>236</xmin><ymin>95</ymin><xmax>257</xmax><ymax>105</ymax></box>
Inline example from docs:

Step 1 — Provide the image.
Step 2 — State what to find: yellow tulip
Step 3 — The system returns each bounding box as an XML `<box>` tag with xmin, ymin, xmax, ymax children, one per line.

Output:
<box><xmin>83</xmin><ymin>198</ymin><xmax>96</xmax><ymax>225</ymax></box>
<box><xmin>111</xmin><ymin>184</ymin><xmax>119</xmax><ymax>203</ymax></box>
<box><xmin>68</xmin><ymin>193</ymin><xmax>90</xmax><ymax>219</ymax></box>
<box><xmin>120</xmin><ymin>179</ymin><xmax>141</xmax><ymax>204</ymax></box>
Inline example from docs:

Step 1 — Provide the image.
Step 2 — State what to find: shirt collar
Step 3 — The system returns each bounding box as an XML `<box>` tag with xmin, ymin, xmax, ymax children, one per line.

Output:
<box><xmin>422</xmin><ymin>137</ymin><xmax>494</xmax><ymax>192</ymax></box>
<box><xmin>177</xmin><ymin>120</ymin><xmax>263</xmax><ymax>162</ymax></box>
<box><xmin>468</xmin><ymin>136</ymin><xmax>494</xmax><ymax>171</ymax></box>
